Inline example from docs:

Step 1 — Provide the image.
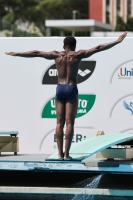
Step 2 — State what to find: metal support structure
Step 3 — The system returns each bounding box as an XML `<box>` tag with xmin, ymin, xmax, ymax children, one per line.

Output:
<box><xmin>60</xmin><ymin>30</ymin><xmax>64</xmax><ymax>36</ymax></box>
<box><xmin>90</xmin><ymin>27</ymin><xmax>95</xmax><ymax>37</ymax></box>
<box><xmin>72</xmin><ymin>10</ymin><xmax>77</xmax><ymax>36</ymax></box>
<box><xmin>104</xmin><ymin>31</ymin><xmax>108</xmax><ymax>37</ymax></box>
<box><xmin>46</xmin><ymin>27</ymin><xmax>51</xmax><ymax>37</ymax></box>
<box><xmin>10</xmin><ymin>25</ymin><xmax>13</xmax><ymax>37</ymax></box>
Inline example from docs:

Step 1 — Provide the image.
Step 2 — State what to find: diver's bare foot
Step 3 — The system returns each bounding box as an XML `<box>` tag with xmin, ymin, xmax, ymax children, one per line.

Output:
<box><xmin>64</xmin><ymin>153</ymin><xmax>72</xmax><ymax>160</ymax></box>
<box><xmin>58</xmin><ymin>153</ymin><xmax>64</xmax><ymax>160</ymax></box>
<box><xmin>64</xmin><ymin>155</ymin><xmax>73</xmax><ymax>160</ymax></box>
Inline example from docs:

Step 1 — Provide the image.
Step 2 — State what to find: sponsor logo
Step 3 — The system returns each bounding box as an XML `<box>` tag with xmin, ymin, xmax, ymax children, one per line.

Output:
<box><xmin>54</xmin><ymin>134</ymin><xmax>86</xmax><ymax>143</ymax></box>
<box><xmin>110</xmin><ymin>60</ymin><xmax>133</xmax><ymax>83</ymax></box>
<box><xmin>123</xmin><ymin>100</ymin><xmax>133</xmax><ymax>115</ymax></box>
<box><xmin>118</xmin><ymin>68</ymin><xmax>133</xmax><ymax>80</ymax></box>
<box><xmin>40</xmin><ymin>127</ymin><xmax>94</xmax><ymax>151</ymax></box>
<box><xmin>53</xmin><ymin>134</ymin><xmax>87</xmax><ymax>149</ymax></box>
<box><xmin>42</xmin><ymin>61</ymin><xmax>96</xmax><ymax>84</ymax></box>
<box><xmin>78</xmin><ymin>69</ymin><xmax>91</xmax><ymax>77</ymax></box>
<box><xmin>110</xmin><ymin>94</ymin><xmax>133</xmax><ymax>118</ymax></box>
<box><xmin>41</xmin><ymin>94</ymin><xmax>96</xmax><ymax>118</ymax></box>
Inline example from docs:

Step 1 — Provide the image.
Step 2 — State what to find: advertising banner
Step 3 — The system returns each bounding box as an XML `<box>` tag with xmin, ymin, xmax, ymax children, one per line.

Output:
<box><xmin>0</xmin><ymin>37</ymin><xmax>132</xmax><ymax>154</ymax></box>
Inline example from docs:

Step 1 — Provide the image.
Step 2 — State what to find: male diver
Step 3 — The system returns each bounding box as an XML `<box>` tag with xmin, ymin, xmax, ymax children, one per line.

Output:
<box><xmin>6</xmin><ymin>32</ymin><xmax>127</xmax><ymax>160</ymax></box>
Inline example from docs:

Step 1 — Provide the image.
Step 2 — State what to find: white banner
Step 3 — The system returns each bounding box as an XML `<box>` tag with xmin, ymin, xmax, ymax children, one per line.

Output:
<box><xmin>0</xmin><ymin>37</ymin><xmax>132</xmax><ymax>153</ymax></box>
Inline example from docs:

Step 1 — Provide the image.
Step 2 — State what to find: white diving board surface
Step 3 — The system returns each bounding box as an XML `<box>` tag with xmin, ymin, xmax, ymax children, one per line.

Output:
<box><xmin>47</xmin><ymin>133</ymin><xmax>133</xmax><ymax>163</ymax></box>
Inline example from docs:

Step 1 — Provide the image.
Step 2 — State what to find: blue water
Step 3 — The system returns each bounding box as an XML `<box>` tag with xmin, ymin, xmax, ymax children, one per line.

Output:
<box><xmin>53</xmin><ymin>174</ymin><xmax>133</xmax><ymax>200</ymax></box>
<box><xmin>72</xmin><ymin>175</ymin><xmax>102</xmax><ymax>200</ymax></box>
<box><xmin>54</xmin><ymin>174</ymin><xmax>102</xmax><ymax>200</ymax></box>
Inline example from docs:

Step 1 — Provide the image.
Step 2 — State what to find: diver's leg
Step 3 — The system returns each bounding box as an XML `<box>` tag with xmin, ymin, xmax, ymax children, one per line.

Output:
<box><xmin>55</xmin><ymin>97</ymin><xmax>65</xmax><ymax>158</ymax></box>
<box><xmin>64</xmin><ymin>95</ymin><xmax>78</xmax><ymax>158</ymax></box>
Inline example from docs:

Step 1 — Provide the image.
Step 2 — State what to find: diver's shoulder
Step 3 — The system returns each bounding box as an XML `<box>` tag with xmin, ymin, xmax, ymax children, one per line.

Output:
<box><xmin>76</xmin><ymin>50</ymin><xmax>84</xmax><ymax>54</ymax></box>
<box><xmin>52</xmin><ymin>50</ymin><xmax>60</xmax><ymax>54</ymax></box>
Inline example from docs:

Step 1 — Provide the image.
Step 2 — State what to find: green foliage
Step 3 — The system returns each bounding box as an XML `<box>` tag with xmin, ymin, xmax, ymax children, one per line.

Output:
<box><xmin>2</xmin><ymin>13</ymin><xmax>15</xmax><ymax>30</ymax></box>
<box><xmin>0</xmin><ymin>0</ymin><xmax>44</xmax><ymax>34</ymax></box>
<box><xmin>41</xmin><ymin>0</ymin><xmax>88</xmax><ymax>19</ymax></box>
<box><xmin>0</xmin><ymin>0</ymin><xmax>39</xmax><ymax>21</ymax></box>
<box><xmin>2</xmin><ymin>30</ymin><xmax>10</xmax><ymax>37</ymax></box>
<box><xmin>12</xmin><ymin>28</ymin><xmax>40</xmax><ymax>37</ymax></box>
<box><xmin>0</xmin><ymin>0</ymin><xmax>88</xmax><ymax>36</ymax></box>
<box><xmin>115</xmin><ymin>15</ymin><xmax>133</xmax><ymax>31</ymax></box>
<box><xmin>126</xmin><ymin>17</ymin><xmax>133</xmax><ymax>31</ymax></box>
<box><xmin>40</xmin><ymin>0</ymin><xmax>88</xmax><ymax>36</ymax></box>
<box><xmin>115</xmin><ymin>16</ymin><xmax>126</xmax><ymax>31</ymax></box>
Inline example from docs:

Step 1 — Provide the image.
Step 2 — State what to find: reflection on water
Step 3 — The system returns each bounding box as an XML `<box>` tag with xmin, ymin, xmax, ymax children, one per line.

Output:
<box><xmin>72</xmin><ymin>175</ymin><xmax>102</xmax><ymax>200</ymax></box>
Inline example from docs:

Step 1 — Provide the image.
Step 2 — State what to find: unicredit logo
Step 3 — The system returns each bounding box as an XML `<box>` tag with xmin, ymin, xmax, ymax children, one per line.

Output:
<box><xmin>118</xmin><ymin>68</ymin><xmax>133</xmax><ymax>79</ymax></box>
<box><xmin>42</xmin><ymin>61</ymin><xmax>96</xmax><ymax>84</ymax></box>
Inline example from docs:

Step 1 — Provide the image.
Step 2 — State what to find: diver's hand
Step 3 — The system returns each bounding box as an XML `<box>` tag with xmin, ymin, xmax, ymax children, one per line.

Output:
<box><xmin>5</xmin><ymin>52</ymin><xmax>16</xmax><ymax>56</ymax></box>
<box><xmin>117</xmin><ymin>32</ymin><xmax>127</xmax><ymax>43</ymax></box>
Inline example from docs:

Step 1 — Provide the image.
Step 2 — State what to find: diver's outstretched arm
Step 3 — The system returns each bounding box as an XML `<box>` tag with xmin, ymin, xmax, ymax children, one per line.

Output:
<box><xmin>77</xmin><ymin>31</ymin><xmax>127</xmax><ymax>59</ymax></box>
<box><xmin>5</xmin><ymin>50</ymin><xmax>59</xmax><ymax>60</ymax></box>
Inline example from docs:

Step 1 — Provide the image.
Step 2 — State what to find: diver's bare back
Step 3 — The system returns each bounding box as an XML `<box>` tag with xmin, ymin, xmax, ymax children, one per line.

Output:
<box><xmin>55</xmin><ymin>51</ymin><xmax>81</xmax><ymax>85</ymax></box>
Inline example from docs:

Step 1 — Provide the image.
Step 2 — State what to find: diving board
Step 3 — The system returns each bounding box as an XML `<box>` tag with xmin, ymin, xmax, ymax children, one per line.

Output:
<box><xmin>47</xmin><ymin>133</ymin><xmax>133</xmax><ymax>163</ymax></box>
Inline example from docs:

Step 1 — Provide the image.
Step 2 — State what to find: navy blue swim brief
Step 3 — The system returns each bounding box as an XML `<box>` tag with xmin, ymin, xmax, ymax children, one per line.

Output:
<box><xmin>56</xmin><ymin>84</ymin><xmax>78</xmax><ymax>99</ymax></box>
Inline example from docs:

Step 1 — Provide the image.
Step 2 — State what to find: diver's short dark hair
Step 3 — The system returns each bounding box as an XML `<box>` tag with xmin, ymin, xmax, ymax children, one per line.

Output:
<box><xmin>64</xmin><ymin>36</ymin><xmax>76</xmax><ymax>47</ymax></box>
